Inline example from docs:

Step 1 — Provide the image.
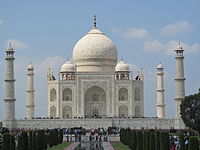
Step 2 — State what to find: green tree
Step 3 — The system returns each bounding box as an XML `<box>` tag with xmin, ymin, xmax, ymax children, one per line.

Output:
<box><xmin>145</xmin><ymin>131</ymin><xmax>151</xmax><ymax>150</ymax></box>
<box><xmin>155</xmin><ymin>131</ymin><xmax>160</xmax><ymax>150</ymax></box>
<box><xmin>178</xmin><ymin>132</ymin><xmax>185</xmax><ymax>150</ymax></box>
<box><xmin>188</xmin><ymin>136</ymin><xmax>199</xmax><ymax>150</ymax></box>
<box><xmin>136</xmin><ymin>131</ymin><xmax>143</xmax><ymax>150</ymax></box>
<box><xmin>150</xmin><ymin>132</ymin><xmax>155</xmax><ymax>150</ymax></box>
<box><xmin>143</xmin><ymin>131</ymin><xmax>147</xmax><ymax>150</ymax></box>
<box><xmin>160</xmin><ymin>132</ymin><xmax>169</xmax><ymax>150</ymax></box>
<box><xmin>21</xmin><ymin>132</ymin><xmax>28</xmax><ymax>150</ymax></box>
<box><xmin>2</xmin><ymin>133</ymin><xmax>10</xmax><ymax>150</ymax></box>
<box><xmin>32</xmin><ymin>132</ymin><xmax>36</xmax><ymax>150</ymax></box>
<box><xmin>10</xmin><ymin>135</ymin><xmax>15</xmax><ymax>150</ymax></box>
<box><xmin>17</xmin><ymin>134</ymin><xmax>23</xmax><ymax>150</ymax></box>
<box><xmin>28</xmin><ymin>132</ymin><xmax>33</xmax><ymax>150</ymax></box>
<box><xmin>180</xmin><ymin>91</ymin><xmax>200</xmax><ymax>134</ymax></box>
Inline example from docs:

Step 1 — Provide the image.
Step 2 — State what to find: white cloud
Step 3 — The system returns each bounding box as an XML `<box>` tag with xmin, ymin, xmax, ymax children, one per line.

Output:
<box><xmin>111</xmin><ymin>28</ymin><xmax>122</xmax><ymax>33</ymax></box>
<box><xmin>6</xmin><ymin>39</ymin><xmax>28</xmax><ymax>49</ymax></box>
<box><xmin>0</xmin><ymin>19</ymin><xmax>3</xmax><ymax>25</ymax></box>
<box><xmin>160</xmin><ymin>20</ymin><xmax>193</xmax><ymax>35</ymax></box>
<box><xmin>123</xmin><ymin>28</ymin><xmax>151</xmax><ymax>39</ymax></box>
<box><xmin>143</xmin><ymin>40</ymin><xmax>200</xmax><ymax>55</ymax></box>
<box><xmin>35</xmin><ymin>56</ymin><xmax>65</xmax><ymax>77</ymax></box>
<box><xmin>111</xmin><ymin>27</ymin><xmax>151</xmax><ymax>39</ymax></box>
<box><xmin>143</xmin><ymin>40</ymin><xmax>163</xmax><ymax>53</ymax></box>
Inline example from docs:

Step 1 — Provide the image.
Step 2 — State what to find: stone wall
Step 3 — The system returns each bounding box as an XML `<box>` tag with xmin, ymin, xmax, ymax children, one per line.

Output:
<box><xmin>3</xmin><ymin>118</ymin><xmax>185</xmax><ymax>130</ymax></box>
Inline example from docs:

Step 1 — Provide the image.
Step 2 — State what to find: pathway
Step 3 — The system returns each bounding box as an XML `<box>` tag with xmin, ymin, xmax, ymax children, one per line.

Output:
<box><xmin>63</xmin><ymin>142</ymin><xmax>80</xmax><ymax>150</ymax></box>
<box><xmin>102</xmin><ymin>142</ymin><xmax>115</xmax><ymax>150</ymax></box>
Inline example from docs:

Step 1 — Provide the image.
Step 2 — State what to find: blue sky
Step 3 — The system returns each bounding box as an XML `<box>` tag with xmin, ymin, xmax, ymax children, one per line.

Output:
<box><xmin>0</xmin><ymin>0</ymin><xmax>200</xmax><ymax>121</ymax></box>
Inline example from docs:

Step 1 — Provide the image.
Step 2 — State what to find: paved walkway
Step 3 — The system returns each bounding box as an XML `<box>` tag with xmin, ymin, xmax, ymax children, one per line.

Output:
<box><xmin>63</xmin><ymin>142</ymin><xmax>80</xmax><ymax>150</ymax></box>
<box><xmin>102</xmin><ymin>142</ymin><xmax>115</xmax><ymax>150</ymax></box>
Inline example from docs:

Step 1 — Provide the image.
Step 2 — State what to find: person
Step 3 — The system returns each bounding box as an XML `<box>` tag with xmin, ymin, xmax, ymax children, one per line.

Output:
<box><xmin>185</xmin><ymin>139</ymin><xmax>188</xmax><ymax>150</ymax></box>
<box><xmin>172</xmin><ymin>141</ymin><xmax>176</xmax><ymax>150</ymax></box>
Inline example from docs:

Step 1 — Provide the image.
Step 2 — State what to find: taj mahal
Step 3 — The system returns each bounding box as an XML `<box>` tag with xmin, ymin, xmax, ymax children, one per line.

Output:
<box><xmin>3</xmin><ymin>17</ymin><xmax>185</xmax><ymax>129</ymax></box>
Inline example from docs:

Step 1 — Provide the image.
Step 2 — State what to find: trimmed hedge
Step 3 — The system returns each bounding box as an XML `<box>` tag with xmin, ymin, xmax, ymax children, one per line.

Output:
<box><xmin>188</xmin><ymin>136</ymin><xmax>199</xmax><ymax>150</ymax></box>
<box><xmin>2</xmin><ymin>133</ymin><xmax>15</xmax><ymax>150</ymax></box>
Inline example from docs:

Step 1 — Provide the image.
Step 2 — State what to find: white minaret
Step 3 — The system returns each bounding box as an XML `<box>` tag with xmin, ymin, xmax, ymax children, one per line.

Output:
<box><xmin>174</xmin><ymin>42</ymin><xmax>185</xmax><ymax>120</ymax></box>
<box><xmin>156</xmin><ymin>63</ymin><xmax>165</xmax><ymax>118</ymax></box>
<box><xmin>4</xmin><ymin>43</ymin><xmax>16</xmax><ymax>120</ymax></box>
<box><xmin>26</xmin><ymin>64</ymin><xmax>35</xmax><ymax>119</ymax></box>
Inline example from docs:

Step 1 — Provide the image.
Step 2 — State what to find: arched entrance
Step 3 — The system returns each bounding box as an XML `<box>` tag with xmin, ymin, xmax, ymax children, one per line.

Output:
<box><xmin>62</xmin><ymin>106</ymin><xmax>72</xmax><ymax>118</ymax></box>
<box><xmin>118</xmin><ymin>105</ymin><xmax>128</xmax><ymax>117</ymax></box>
<box><xmin>84</xmin><ymin>86</ymin><xmax>106</xmax><ymax>118</ymax></box>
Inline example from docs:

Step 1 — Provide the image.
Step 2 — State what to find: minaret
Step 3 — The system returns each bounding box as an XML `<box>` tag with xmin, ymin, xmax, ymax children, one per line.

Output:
<box><xmin>26</xmin><ymin>64</ymin><xmax>35</xmax><ymax>119</ymax></box>
<box><xmin>174</xmin><ymin>42</ymin><xmax>185</xmax><ymax>119</ymax></box>
<box><xmin>4</xmin><ymin>43</ymin><xmax>16</xmax><ymax>120</ymax></box>
<box><xmin>156</xmin><ymin>63</ymin><xmax>165</xmax><ymax>119</ymax></box>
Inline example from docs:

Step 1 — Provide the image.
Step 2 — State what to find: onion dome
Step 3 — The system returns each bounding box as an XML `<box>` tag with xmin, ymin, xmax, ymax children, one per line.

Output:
<box><xmin>115</xmin><ymin>60</ymin><xmax>130</xmax><ymax>72</ymax></box>
<box><xmin>60</xmin><ymin>61</ymin><xmax>75</xmax><ymax>72</ymax></box>
<box><xmin>72</xmin><ymin>16</ymin><xmax>118</xmax><ymax>72</ymax></box>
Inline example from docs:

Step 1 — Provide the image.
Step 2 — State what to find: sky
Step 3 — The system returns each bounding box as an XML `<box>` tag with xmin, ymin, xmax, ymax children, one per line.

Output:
<box><xmin>0</xmin><ymin>0</ymin><xmax>200</xmax><ymax>121</ymax></box>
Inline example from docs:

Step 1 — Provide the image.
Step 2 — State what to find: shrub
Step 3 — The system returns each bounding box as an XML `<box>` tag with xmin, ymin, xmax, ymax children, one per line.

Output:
<box><xmin>130</xmin><ymin>130</ymin><xmax>137</xmax><ymax>150</ymax></box>
<box><xmin>145</xmin><ymin>131</ymin><xmax>151</xmax><ymax>150</ymax></box>
<box><xmin>21</xmin><ymin>132</ymin><xmax>28</xmax><ymax>150</ymax></box>
<box><xmin>143</xmin><ymin>131</ymin><xmax>147</xmax><ymax>150</ymax></box>
<box><xmin>150</xmin><ymin>132</ymin><xmax>155</xmax><ymax>150</ymax></box>
<box><xmin>10</xmin><ymin>135</ymin><xmax>15</xmax><ymax>150</ymax></box>
<box><xmin>178</xmin><ymin>132</ymin><xmax>185</xmax><ymax>150</ymax></box>
<box><xmin>136</xmin><ymin>131</ymin><xmax>143</xmax><ymax>150</ymax></box>
<box><xmin>160</xmin><ymin>132</ymin><xmax>169</xmax><ymax>150</ymax></box>
<box><xmin>188</xmin><ymin>136</ymin><xmax>199</xmax><ymax>150</ymax></box>
<box><xmin>155</xmin><ymin>131</ymin><xmax>160</xmax><ymax>150</ymax></box>
<box><xmin>32</xmin><ymin>132</ymin><xmax>36</xmax><ymax>150</ymax></box>
<box><xmin>2</xmin><ymin>133</ymin><xmax>12</xmax><ymax>150</ymax></box>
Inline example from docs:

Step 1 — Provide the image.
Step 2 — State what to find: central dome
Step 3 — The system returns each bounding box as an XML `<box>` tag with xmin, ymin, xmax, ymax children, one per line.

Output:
<box><xmin>73</xmin><ymin>24</ymin><xmax>118</xmax><ymax>72</ymax></box>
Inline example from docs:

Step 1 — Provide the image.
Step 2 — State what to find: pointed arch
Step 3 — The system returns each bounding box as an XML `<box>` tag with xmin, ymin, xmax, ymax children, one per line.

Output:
<box><xmin>50</xmin><ymin>88</ymin><xmax>56</xmax><ymax>101</ymax></box>
<box><xmin>62</xmin><ymin>88</ymin><xmax>72</xmax><ymax>101</ymax></box>
<box><xmin>62</xmin><ymin>106</ymin><xmax>72</xmax><ymax>118</ymax></box>
<box><xmin>118</xmin><ymin>105</ymin><xmax>128</xmax><ymax>117</ymax></box>
<box><xmin>119</xmin><ymin>88</ymin><xmax>128</xmax><ymax>101</ymax></box>
<box><xmin>50</xmin><ymin>106</ymin><xmax>56</xmax><ymax>117</ymax></box>
<box><xmin>135</xmin><ymin>88</ymin><xmax>141</xmax><ymax>101</ymax></box>
<box><xmin>84</xmin><ymin>86</ymin><xmax>106</xmax><ymax>117</ymax></box>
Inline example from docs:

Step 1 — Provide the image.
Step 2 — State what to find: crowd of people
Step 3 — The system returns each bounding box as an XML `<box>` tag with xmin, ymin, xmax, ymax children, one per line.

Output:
<box><xmin>169</xmin><ymin>132</ymin><xmax>190</xmax><ymax>150</ymax></box>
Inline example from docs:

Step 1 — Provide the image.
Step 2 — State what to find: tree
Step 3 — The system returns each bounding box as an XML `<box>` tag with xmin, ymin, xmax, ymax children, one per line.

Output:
<box><xmin>178</xmin><ymin>132</ymin><xmax>185</xmax><ymax>150</ymax></box>
<box><xmin>180</xmin><ymin>91</ymin><xmax>200</xmax><ymax>134</ymax></box>
<box><xmin>21</xmin><ymin>132</ymin><xmax>28</xmax><ymax>150</ymax></box>
<box><xmin>150</xmin><ymin>132</ymin><xmax>155</xmax><ymax>150</ymax></box>
<box><xmin>160</xmin><ymin>132</ymin><xmax>169</xmax><ymax>150</ymax></box>
<box><xmin>136</xmin><ymin>131</ymin><xmax>143</xmax><ymax>150</ymax></box>
<box><xmin>32</xmin><ymin>132</ymin><xmax>36</xmax><ymax>150</ymax></box>
<box><xmin>188</xmin><ymin>136</ymin><xmax>199</xmax><ymax>150</ymax></box>
<box><xmin>2</xmin><ymin>133</ymin><xmax>10</xmax><ymax>150</ymax></box>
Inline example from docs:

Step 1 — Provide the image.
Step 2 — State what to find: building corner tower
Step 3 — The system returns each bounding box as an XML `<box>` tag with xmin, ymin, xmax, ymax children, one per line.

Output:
<box><xmin>26</xmin><ymin>64</ymin><xmax>35</xmax><ymax>119</ymax></box>
<box><xmin>156</xmin><ymin>63</ymin><xmax>165</xmax><ymax>119</ymax></box>
<box><xmin>174</xmin><ymin>43</ymin><xmax>185</xmax><ymax>128</ymax></box>
<box><xmin>4</xmin><ymin>43</ymin><xmax>16</xmax><ymax>122</ymax></box>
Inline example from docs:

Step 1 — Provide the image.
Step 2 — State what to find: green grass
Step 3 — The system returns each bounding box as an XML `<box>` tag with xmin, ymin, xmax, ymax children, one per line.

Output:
<box><xmin>111</xmin><ymin>142</ymin><xmax>131</xmax><ymax>150</ymax></box>
<box><xmin>47</xmin><ymin>142</ymin><xmax>72</xmax><ymax>150</ymax></box>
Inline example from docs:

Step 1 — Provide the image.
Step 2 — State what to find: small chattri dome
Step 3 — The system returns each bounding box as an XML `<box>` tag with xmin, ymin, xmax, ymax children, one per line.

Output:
<box><xmin>60</xmin><ymin>61</ymin><xmax>75</xmax><ymax>72</ymax></box>
<box><xmin>27</xmin><ymin>64</ymin><xmax>34</xmax><ymax>70</ymax></box>
<box><xmin>157</xmin><ymin>63</ymin><xmax>164</xmax><ymax>69</ymax></box>
<box><xmin>115</xmin><ymin>60</ymin><xmax>130</xmax><ymax>72</ymax></box>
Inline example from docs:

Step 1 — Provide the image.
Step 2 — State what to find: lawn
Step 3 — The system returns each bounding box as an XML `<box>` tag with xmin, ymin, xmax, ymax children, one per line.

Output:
<box><xmin>111</xmin><ymin>142</ymin><xmax>131</xmax><ymax>150</ymax></box>
<box><xmin>47</xmin><ymin>142</ymin><xmax>72</xmax><ymax>150</ymax></box>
